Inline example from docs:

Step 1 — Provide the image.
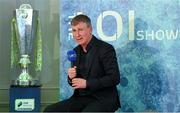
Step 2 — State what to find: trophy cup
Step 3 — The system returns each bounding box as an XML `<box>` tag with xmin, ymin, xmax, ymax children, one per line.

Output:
<box><xmin>11</xmin><ymin>4</ymin><xmax>42</xmax><ymax>86</ymax></box>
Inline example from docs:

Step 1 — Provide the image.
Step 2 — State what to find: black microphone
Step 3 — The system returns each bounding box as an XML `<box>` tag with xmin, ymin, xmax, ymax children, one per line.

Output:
<box><xmin>67</xmin><ymin>50</ymin><xmax>77</xmax><ymax>67</ymax></box>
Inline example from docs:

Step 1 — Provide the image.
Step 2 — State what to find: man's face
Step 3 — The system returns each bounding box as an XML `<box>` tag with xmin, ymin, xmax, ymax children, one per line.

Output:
<box><xmin>71</xmin><ymin>22</ymin><xmax>92</xmax><ymax>47</ymax></box>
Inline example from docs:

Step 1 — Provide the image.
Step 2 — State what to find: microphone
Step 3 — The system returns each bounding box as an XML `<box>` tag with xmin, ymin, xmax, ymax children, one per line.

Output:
<box><xmin>67</xmin><ymin>50</ymin><xmax>77</xmax><ymax>67</ymax></box>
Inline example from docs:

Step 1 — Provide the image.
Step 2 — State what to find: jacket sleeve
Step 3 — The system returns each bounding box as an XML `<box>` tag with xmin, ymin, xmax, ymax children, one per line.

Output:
<box><xmin>67</xmin><ymin>76</ymin><xmax>72</xmax><ymax>86</ymax></box>
<box><xmin>87</xmin><ymin>44</ymin><xmax>120</xmax><ymax>91</ymax></box>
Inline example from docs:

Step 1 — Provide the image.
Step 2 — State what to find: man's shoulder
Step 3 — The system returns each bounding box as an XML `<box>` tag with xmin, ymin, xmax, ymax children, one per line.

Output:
<box><xmin>96</xmin><ymin>37</ymin><xmax>113</xmax><ymax>49</ymax></box>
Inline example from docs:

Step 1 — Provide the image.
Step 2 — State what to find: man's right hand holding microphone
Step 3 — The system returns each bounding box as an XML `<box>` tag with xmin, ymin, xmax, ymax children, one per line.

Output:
<box><xmin>68</xmin><ymin>66</ymin><xmax>87</xmax><ymax>89</ymax></box>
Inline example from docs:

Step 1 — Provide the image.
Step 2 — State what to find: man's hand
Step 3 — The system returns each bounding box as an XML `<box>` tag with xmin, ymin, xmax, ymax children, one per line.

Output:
<box><xmin>72</xmin><ymin>78</ymin><xmax>87</xmax><ymax>89</ymax></box>
<box><xmin>68</xmin><ymin>66</ymin><xmax>77</xmax><ymax>79</ymax></box>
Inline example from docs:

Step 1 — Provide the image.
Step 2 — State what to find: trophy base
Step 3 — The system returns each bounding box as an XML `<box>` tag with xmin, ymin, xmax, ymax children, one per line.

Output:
<box><xmin>11</xmin><ymin>80</ymin><xmax>41</xmax><ymax>87</ymax></box>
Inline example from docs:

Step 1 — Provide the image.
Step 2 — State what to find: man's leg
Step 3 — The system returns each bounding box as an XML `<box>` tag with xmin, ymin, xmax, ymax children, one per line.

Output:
<box><xmin>82</xmin><ymin>100</ymin><xmax>115</xmax><ymax>112</ymax></box>
<box><xmin>44</xmin><ymin>96</ymin><xmax>84</xmax><ymax>112</ymax></box>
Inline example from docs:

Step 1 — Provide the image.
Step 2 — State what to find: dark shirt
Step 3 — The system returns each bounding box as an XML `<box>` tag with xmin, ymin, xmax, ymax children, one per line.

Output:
<box><xmin>76</xmin><ymin>37</ymin><xmax>95</xmax><ymax>96</ymax></box>
<box><xmin>78</xmin><ymin>37</ymin><xmax>94</xmax><ymax>78</ymax></box>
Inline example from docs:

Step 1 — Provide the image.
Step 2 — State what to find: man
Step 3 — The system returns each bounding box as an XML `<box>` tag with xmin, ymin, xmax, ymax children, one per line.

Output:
<box><xmin>44</xmin><ymin>14</ymin><xmax>120</xmax><ymax>112</ymax></box>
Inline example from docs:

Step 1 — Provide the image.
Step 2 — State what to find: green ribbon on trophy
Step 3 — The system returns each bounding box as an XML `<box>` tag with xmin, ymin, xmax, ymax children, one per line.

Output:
<box><xmin>11</xmin><ymin>18</ymin><xmax>42</xmax><ymax>72</ymax></box>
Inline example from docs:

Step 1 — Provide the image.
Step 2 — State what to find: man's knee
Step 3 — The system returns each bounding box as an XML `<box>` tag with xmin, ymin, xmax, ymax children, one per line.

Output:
<box><xmin>43</xmin><ymin>102</ymin><xmax>64</xmax><ymax>112</ymax></box>
<box><xmin>43</xmin><ymin>104</ymin><xmax>55</xmax><ymax>112</ymax></box>
<box><xmin>43</xmin><ymin>100</ymin><xmax>71</xmax><ymax>112</ymax></box>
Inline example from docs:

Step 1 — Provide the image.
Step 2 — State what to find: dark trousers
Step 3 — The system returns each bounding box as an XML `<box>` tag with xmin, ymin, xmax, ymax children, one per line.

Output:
<box><xmin>44</xmin><ymin>95</ymin><xmax>113</xmax><ymax>112</ymax></box>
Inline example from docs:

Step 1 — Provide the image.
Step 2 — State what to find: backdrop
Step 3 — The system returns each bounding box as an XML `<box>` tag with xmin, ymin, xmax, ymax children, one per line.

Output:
<box><xmin>60</xmin><ymin>0</ymin><xmax>180</xmax><ymax>112</ymax></box>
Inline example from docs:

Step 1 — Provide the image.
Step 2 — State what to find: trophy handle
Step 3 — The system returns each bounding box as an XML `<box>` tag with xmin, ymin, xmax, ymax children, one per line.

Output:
<box><xmin>19</xmin><ymin>4</ymin><xmax>32</xmax><ymax>10</ymax></box>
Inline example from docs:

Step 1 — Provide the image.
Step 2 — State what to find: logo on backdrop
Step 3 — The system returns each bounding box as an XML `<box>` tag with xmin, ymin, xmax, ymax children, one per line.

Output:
<box><xmin>67</xmin><ymin>11</ymin><xmax>179</xmax><ymax>41</ymax></box>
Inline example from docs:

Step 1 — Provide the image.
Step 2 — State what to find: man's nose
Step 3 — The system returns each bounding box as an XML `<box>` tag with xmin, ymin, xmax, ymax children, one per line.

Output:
<box><xmin>76</xmin><ymin>31</ymin><xmax>80</xmax><ymax>36</ymax></box>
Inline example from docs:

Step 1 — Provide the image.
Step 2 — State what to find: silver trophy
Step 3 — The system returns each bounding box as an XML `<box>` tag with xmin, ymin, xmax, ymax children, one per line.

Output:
<box><xmin>11</xmin><ymin>4</ymin><xmax>41</xmax><ymax>86</ymax></box>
